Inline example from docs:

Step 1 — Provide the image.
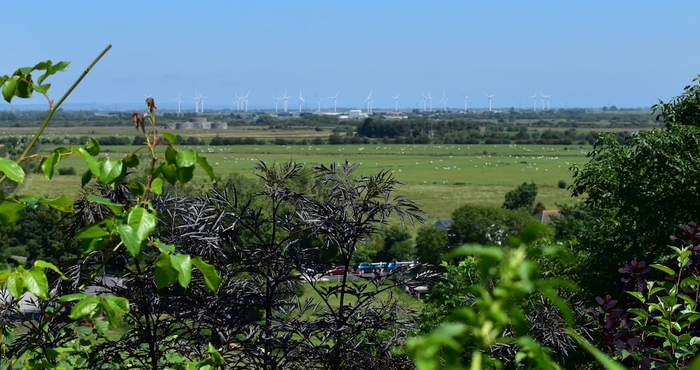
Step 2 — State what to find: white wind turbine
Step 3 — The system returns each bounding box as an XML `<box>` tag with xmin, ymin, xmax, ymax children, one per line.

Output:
<box><xmin>463</xmin><ymin>94</ymin><xmax>469</xmax><ymax>112</ymax></box>
<box><xmin>440</xmin><ymin>92</ymin><xmax>448</xmax><ymax>112</ymax></box>
<box><xmin>539</xmin><ymin>91</ymin><xmax>545</xmax><ymax>110</ymax></box>
<box><xmin>282</xmin><ymin>91</ymin><xmax>290</xmax><ymax>112</ymax></box>
<box><xmin>391</xmin><ymin>94</ymin><xmax>400</xmax><ymax>111</ymax></box>
<box><xmin>198</xmin><ymin>93</ymin><xmax>208</xmax><ymax>113</ymax></box>
<box><xmin>427</xmin><ymin>91</ymin><xmax>433</xmax><ymax>112</ymax></box>
<box><xmin>484</xmin><ymin>93</ymin><xmax>495</xmax><ymax>111</ymax></box>
<box><xmin>174</xmin><ymin>93</ymin><xmax>182</xmax><ymax>114</ymax></box>
<box><xmin>272</xmin><ymin>94</ymin><xmax>281</xmax><ymax>113</ymax></box>
<box><xmin>421</xmin><ymin>91</ymin><xmax>427</xmax><ymax>111</ymax></box>
<box><xmin>316</xmin><ymin>94</ymin><xmax>323</xmax><ymax>113</ymax></box>
<box><xmin>365</xmin><ymin>91</ymin><xmax>373</xmax><ymax>113</ymax></box>
<box><xmin>541</xmin><ymin>93</ymin><xmax>551</xmax><ymax>110</ymax></box>
<box><xmin>298</xmin><ymin>90</ymin><xmax>305</xmax><ymax>112</ymax></box>
<box><xmin>530</xmin><ymin>92</ymin><xmax>538</xmax><ymax>111</ymax></box>
<box><xmin>243</xmin><ymin>91</ymin><xmax>250</xmax><ymax>112</ymax></box>
<box><xmin>191</xmin><ymin>93</ymin><xmax>200</xmax><ymax>113</ymax></box>
<box><xmin>328</xmin><ymin>92</ymin><xmax>339</xmax><ymax>113</ymax></box>
<box><xmin>235</xmin><ymin>93</ymin><xmax>241</xmax><ymax>111</ymax></box>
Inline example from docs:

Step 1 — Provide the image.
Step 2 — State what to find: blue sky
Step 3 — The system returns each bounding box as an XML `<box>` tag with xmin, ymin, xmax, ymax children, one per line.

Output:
<box><xmin>3</xmin><ymin>1</ymin><xmax>700</xmax><ymax>111</ymax></box>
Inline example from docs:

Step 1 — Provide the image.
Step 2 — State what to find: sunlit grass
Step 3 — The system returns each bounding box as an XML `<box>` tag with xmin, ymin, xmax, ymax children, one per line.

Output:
<box><xmin>16</xmin><ymin>141</ymin><xmax>589</xmax><ymax>220</ymax></box>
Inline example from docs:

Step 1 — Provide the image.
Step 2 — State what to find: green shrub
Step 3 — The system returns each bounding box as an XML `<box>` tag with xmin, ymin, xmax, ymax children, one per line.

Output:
<box><xmin>57</xmin><ymin>167</ymin><xmax>76</xmax><ymax>175</ymax></box>
<box><xmin>557</xmin><ymin>180</ymin><xmax>567</xmax><ymax>189</ymax></box>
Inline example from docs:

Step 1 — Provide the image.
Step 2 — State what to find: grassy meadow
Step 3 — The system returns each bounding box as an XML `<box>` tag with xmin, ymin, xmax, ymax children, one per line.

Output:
<box><xmin>14</xmin><ymin>126</ymin><xmax>591</xmax><ymax>222</ymax></box>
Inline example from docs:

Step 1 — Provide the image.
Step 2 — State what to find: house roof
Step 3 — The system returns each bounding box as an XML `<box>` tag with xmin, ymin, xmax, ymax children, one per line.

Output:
<box><xmin>433</xmin><ymin>218</ymin><xmax>453</xmax><ymax>231</ymax></box>
<box><xmin>533</xmin><ymin>210</ymin><xmax>561</xmax><ymax>224</ymax></box>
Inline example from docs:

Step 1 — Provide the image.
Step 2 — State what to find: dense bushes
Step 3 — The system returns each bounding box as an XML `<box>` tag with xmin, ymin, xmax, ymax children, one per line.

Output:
<box><xmin>57</xmin><ymin>167</ymin><xmax>76</xmax><ymax>175</ymax></box>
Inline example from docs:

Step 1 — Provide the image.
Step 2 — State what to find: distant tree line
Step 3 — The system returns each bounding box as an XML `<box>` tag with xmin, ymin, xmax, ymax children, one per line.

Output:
<box><xmin>0</xmin><ymin>108</ymin><xmax>657</xmax><ymax>129</ymax></box>
<box><xmin>354</xmin><ymin>118</ymin><xmax>614</xmax><ymax>145</ymax></box>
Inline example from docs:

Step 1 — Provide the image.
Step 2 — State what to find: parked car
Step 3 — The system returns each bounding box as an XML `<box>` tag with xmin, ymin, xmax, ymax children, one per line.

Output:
<box><xmin>326</xmin><ymin>265</ymin><xmax>350</xmax><ymax>275</ymax></box>
<box><xmin>356</xmin><ymin>262</ymin><xmax>382</xmax><ymax>274</ymax></box>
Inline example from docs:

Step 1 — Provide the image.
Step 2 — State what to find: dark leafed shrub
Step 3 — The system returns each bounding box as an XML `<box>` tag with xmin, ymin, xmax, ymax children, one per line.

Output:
<box><xmin>57</xmin><ymin>167</ymin><xmax>77</xmax><ymax>176</ymax></box>
<box><xmin>557</xmin><ymin>180</ymin><xmax>567</xmax><ymax>189</ymax></box>
<box><xmin>588</xmin><ymin>222</ymin><xmax>700</xmax><ymax>368</ymax></box>
<box><xmin>23</xmin><ymin>160</ymin><xmax>433</xmax><ymax>370</ymax></box>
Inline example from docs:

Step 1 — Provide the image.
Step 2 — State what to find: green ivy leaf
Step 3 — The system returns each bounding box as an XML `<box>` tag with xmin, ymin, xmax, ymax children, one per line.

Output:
<box><xmin>165</xmin><ymin>146</ymin><xmax>178</xmax><ymax>165</ymax></box>
<box><xmin>0</xmin><ymin>200</ymin><xmax>26</xmax><ymax>225</ymax></box>
<box><xmin>86</xmin><ymin>194</ymin><xmax>125</xmax><ymax>214</ymax></box>
<box><xmin>2</xmin><ymin>75</ymin><xmax>19</xmax><ymax>102</ymax></box>
<box><xmin>49</xmin><ymin>61</ymin><xmax>70</xmax><ymax>74</ymax></box>
<box><xmin>170</xmin><ymin>254</ymin><xmax>192</xmax><ymax>288</ymax></box>
<box><xmin>39</xmin><ymin>150</ymin><xmax>61</xmax><ymax>180</ymax></box>
<box><xmin>122</xmin><ymin>153</ymin><xmax>139</xmax><ymax>168</ymax></box>
<box><xmin>24</xmin><ymin>269</ymin><xmax>49</xmax><ymax>299</ymax></box>
<box><xmin>16</xmin><ymin>75</ymin><xmax>33</xmax><ymax>98</ymax></box>
<box><xmin>192</xmin><ymin>257</ymin><xmax>221</xmax><ymax>293</ymax></box>
<box><xmin>82</xmin><ymin>236</ymin><xmax>110</xmax><ymax>253</ymax></box>
<box><xmin>81</xmin><ymin>169</ymin><xmax>92</xmax><ymax>187</ymax></box>
<box><xmin>126</xmin><ymin>180</ymin><xmax>146</xmax><ymax>198</ymax></box>
<box><xmin>156</xmin><ymin>241</ymin><xmax>175</xmax><ymax>254</ymax></box>
<box><xmin>83</xmin><ymin>137</ymin><xmax>101</xmax><ymax>156</ymax></box>
<box><xmin>0</xmin><ymin>157</ymin><xmax>25</xmax><ymax>183</ymax></box>
<box><xmin>196</xmin><ymin>154</ymin><xmax>217</xmax><ymax>183</ymax></box>
<box><xmin>650</xmin><ymin>264</ymin><xmax>676</xmax><ymax>276</ymax></box>
<box><xmin>33</xmin><ymin>61</ymin><xmax>52</xmax><ymax>70</ymax></box>
<box><xmin>101</xmin><ymin>295</ymin><xmax>129</xmax><ymax>328</ymax></box>
<box><xmin>6</xmin><ymin>274</ymin><xmax>23</xmax><ymax>299</ymax></box>
<box><xmin>40</xmin><ymin>195</ymin><xmax>74</xmax><ymax>213</ymax></box>
<box><xmin>99</xmin><ymin>157</ymin><xmax>123</xmax><ymax>184</ymax></box>
<box><xmin>59</xmin><ymin>293</ymin><xmax>87</xmax><ymax>303</ymax></box>
<box><xmin>18</xmin><ymin>195</ymin><xmax>39</xmax><ymax>206</ymax></box>
<box><xmin>176</xmin><ymin>149</ymin><xmax>196</xmax><ymax>168</ymax></box>
<box><xmin>151</xmin><ymin>178</ymin><xmax>163</xmax><ymax>195</ymax></box>
<box><xmin>207</xmin><ymin>343</ymin><xmax>224</xmax><ymax>364</ymax></box>
<box><xmin>161</xmin><ymin>131</ymin><xmax>177</xmax><ymax>144</ymax></box>
<box><xmin>177</xmin><ymin>165</ymin><xmax>194</xmax><ymax>184</ymax></box>
<box><xmin>74</xmin><ymin>147</ymin><xmax>101</xmax><ymax>177</ymax></box>
<box><xmin>127</xmin><ymin>207</ymin><xmax>156</xmax><ymax>242</ymax></box>
<box><xmin>33</xmin><ymin>260</ymin><xmax>67</xmax><ymax>279</ymax></box>
<box><xmin>155</xmin><ymin>253</ymin><xmax>178</xmax><ymax>289</ymax></box>
<box><xmin>680</xmin><ymin>276</ymin><xmax>700</xmax><ymax>288</ymax></box>
<box><xmin>626</xmin><ymin>291</ymin><xmax>646</xmax><ymax>303</ymax></box>
<box><xmin>117</xmin><ymin>224</ymin><xmax>141</xmax><ymax>257</ymax></box>
<box><xmin>33</xmin><ymin>83</ymin><xmax>50</xmax><ymax>95</ymax></box>
<box><xmin>37</xmin><ymin>61</ymin><xmax>69</xmax><ymax>86</ymax></box>
<box><xmin>159</xmin><ymin>163</ymin><xmax>178</xmax><ymax>185</ymax></box>
<box><xmin>17</xmin><ymin>67</ymin><xmax>33</xmax><ymax>75</ymax></box>
<box><xmin>69</xmin><ymin>295</ymin><xmax>101</xmax><ymax>320</ymax></box>
<box><xmin>76</xmin><ymin>221</ymin><xmax>109</xmax><ymax>239</ymax></box>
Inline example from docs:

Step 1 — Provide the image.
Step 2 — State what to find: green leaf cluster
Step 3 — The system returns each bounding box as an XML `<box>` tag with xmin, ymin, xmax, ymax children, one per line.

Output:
<box><xmin>0</xmin><ymin>260</ymin><xmax>65</xmax><ymax>300</ymax></box>
<box><xmin>155</xmin><ymin>249</ymin><xmax>221</xmax><ymax>293</ymax></box>
<box><xmin>0</xmin><ymin>60</ymin><xmax>69</xmax><ymax>103</ymax></box>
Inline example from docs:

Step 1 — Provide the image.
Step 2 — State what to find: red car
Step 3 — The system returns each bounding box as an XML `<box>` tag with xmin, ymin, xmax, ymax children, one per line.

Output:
<box><xmin>326</xmin><ymin>266</ymin><xmax>350</xmax><ymax>275</ymax></box>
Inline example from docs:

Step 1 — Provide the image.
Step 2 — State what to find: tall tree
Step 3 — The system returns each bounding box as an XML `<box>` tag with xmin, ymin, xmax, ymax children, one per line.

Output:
<box><xmin>565</xmin><ymin>76</ymin><xmax>700</xmax><ymax>300</ymax></box>
<box><xmin>414</xmin><ymin>225</ymin><xmax>448</xmax><ymax>266</ymax></box>
<box><xmin>448</xmin><ymin>204</ymin><xmax>534</xmax><ymax>247</ymax></box>
<box><xmin>503</xmin><ymin>182</ymin><xmax>538</xmax><ymax>212</ymax></box>
<box><xmin>568</xmin><ymin>125</ymin><xmax>700</xmax><ymax>300</ymax></box>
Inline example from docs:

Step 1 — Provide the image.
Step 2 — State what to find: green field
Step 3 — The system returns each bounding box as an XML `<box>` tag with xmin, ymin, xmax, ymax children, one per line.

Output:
<box><xmin>16</xmin><ymin>136</ymin><xmax>588</xmax><ymax>222</ymax></box>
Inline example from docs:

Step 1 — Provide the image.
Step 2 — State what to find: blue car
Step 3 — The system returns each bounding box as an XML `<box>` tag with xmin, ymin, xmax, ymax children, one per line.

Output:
<box><xmin>356</xmin><ymin>262</ymin><xmax>382</xmax><ymax>274</ymax></box>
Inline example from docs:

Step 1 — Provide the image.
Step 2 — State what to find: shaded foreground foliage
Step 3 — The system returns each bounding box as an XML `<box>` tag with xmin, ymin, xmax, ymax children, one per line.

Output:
<box><xmin>3</xmin><ymin>160</ymin><xmax>436</xmax><ymax>369</ymax></box>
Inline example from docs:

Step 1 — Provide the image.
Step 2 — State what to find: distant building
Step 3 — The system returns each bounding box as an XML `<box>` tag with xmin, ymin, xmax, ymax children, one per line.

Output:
<box><xmin>533</xmin><ymin>210</ymin><xmax>561</xmax><ymax>224</ymax></box>
<box><xmin>348</xmin><ymin>110</ymin><xmax>368</xmax><ymax>120</ymax></box>
<box><xmin>166</xmin><ymin>116</ymin><xmax>227</xmax><ymax>130</ymax></box>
